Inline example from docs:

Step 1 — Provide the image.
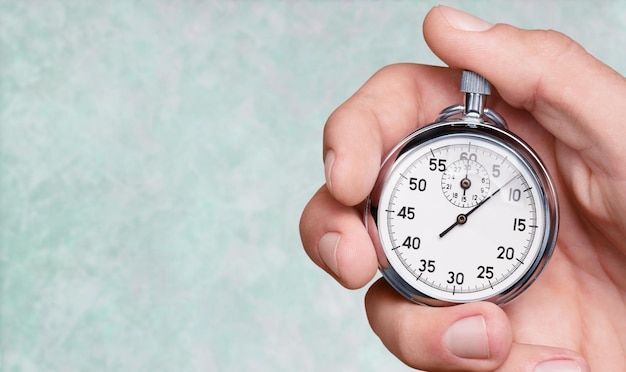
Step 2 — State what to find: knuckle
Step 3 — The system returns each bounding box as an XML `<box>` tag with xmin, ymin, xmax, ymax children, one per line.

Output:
<box><xmin>529</xmin><ymin>29</ymin><xmax>583</xmax><ymax>61</ymax></box>
<box><xmin>390</xmin><ymin>315</ymin><xmax>432</xmax><ymax>368</ymax></box>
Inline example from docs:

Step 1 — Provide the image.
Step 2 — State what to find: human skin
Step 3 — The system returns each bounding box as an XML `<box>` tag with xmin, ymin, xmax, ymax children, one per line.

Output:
<box><xmin>300</xmin><ymin>6</ymin><xmax>626</xmax><ymax>372</ymax></box>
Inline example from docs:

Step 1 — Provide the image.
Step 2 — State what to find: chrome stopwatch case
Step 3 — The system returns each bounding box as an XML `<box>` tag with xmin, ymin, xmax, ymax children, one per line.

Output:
<box><xmin>366</xmin><ymin>71</ymin><xmax>558</xmax><ymax>306</ymax></box>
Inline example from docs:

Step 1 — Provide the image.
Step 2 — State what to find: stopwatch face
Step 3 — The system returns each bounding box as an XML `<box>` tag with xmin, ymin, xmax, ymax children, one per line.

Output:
<box><xmin>367</xmin><ymin>121</ymin><xmax>558</xmax><ymax>306</ymax></box>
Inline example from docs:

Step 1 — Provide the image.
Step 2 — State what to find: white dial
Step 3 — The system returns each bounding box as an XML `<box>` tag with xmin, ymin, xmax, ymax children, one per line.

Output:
<box><xmin>369</xmin><ymin>124</ymin><xmax>558</xmax><ymax>306</ymax></box>
<box><xmin>367</xmin><ymin>71</ymin><xmax>558</xmax><ymax>306</ymax></box>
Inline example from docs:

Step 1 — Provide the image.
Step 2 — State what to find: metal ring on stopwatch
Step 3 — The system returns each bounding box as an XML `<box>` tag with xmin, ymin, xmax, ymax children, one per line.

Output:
<box><xmin>365</xmin><ymin>71</ymin><xmax>559</xmax><ymax>307</ymax></box>
<box><xmin>366</xmin><ymin>120</ymin><xmax>558</xmax><ymax>306</ymax></box>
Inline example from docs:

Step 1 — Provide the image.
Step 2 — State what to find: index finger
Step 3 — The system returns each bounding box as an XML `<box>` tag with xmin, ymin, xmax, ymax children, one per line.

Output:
<box><xmin>323</xmin><ymin>64</ymin><xmax>462</xmax><ymax>206</ymax></box>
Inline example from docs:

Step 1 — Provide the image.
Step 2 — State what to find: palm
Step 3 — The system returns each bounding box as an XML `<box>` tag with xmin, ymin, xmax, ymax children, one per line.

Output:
<box><xmin>489</xmin><ymin>106</ymin><xmax>626</xmax><ymax>370</ymax></box>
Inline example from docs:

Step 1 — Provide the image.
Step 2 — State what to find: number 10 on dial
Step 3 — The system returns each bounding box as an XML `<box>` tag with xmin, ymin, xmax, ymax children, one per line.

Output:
<box><xmin>366</xmin><ymin>72</ymin><xmax>558</xmax><ymax>306</ymax></box>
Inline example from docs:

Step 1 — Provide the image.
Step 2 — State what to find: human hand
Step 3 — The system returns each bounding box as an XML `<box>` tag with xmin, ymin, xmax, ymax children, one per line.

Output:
<box><xmin>300</xmin><ymin>5</ymin><xmax>626</xmax><ymax>371</ymax></box>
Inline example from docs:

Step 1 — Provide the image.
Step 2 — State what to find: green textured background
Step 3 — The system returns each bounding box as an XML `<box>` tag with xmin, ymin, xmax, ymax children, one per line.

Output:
<box><xmin>2</xmin><ymin>1</ymin><xmax>625</xmax><ymax>371</ymax></box>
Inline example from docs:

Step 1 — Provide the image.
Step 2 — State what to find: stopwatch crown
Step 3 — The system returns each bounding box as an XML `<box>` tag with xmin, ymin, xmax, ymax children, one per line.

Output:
<box><xmin>461</xmin><ymin>71</ymin><xmax>491</xmax><ymax>95</ymax></box>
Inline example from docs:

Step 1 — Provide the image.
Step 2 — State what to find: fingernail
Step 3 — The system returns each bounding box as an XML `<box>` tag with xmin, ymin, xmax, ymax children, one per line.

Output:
<box><xmin>535</xmin><ymin>360</ymin><xmax>583</xmax><ymax>372</ymax></box>
<box><xmin>324</xmin><ymin>149</ymin><xmax>335</xmax><ymax>192</ymax></box>
<box><xmin>319</xmin><ymin>232</ymin><xmax>341</xmax><ymax>277</ymax></box>
<box><xmin>444</xmin><ymin>315</ymin><xmax>490</xmax><ymax>359</ymax></box>
<box><xmin>437</xmin><ymin>5</ymin><xmax>493</xmax><ymax>32</ymax></box>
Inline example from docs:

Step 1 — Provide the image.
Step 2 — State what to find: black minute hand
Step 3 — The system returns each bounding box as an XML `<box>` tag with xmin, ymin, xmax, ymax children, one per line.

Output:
<box><xmin>439</xmin><ymin>175</ymin><xmax>518</xmax><ymax>238</ymax></box>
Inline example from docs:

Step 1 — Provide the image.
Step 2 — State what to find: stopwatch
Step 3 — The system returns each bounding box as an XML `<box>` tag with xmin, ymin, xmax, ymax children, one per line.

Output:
<box><xmin>366</xmin><ymin>71</ymin><xmax>558</xmax><ymax>306</ymax></box>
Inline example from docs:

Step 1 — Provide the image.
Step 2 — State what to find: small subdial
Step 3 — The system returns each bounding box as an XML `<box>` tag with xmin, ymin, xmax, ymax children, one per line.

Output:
<box><xmin>441</xmin><ymin>159</ymin><xmax>491</xmax><ymax>208</ymax></box>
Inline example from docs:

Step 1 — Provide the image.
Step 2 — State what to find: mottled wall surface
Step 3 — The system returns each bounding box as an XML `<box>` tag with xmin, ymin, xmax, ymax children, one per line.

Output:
<box><xmin>2</xmin><ymin>1</ymin><xmax>624</xmax><ymax>371</ymax></box>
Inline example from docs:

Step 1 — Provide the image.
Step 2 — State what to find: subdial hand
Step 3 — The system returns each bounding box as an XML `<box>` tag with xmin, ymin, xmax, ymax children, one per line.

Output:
<box><xmin>462</xmin><ymin>159</ymin><xmax>470</xmax><ymax>197</ymax></box>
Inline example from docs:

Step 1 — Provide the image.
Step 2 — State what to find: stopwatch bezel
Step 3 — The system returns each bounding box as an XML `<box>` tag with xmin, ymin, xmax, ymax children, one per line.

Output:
<box><xmin>365</xmin><ymin>120</ymin><xmax>559</xmax><ymax>307</ymax></box>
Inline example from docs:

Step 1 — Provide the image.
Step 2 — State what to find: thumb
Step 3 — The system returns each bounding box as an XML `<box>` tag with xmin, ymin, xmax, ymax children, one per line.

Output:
<box><xmin>423</xmin><ymin>5</ymin><xmax>626</xmax><ymax>171</ymax></box>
